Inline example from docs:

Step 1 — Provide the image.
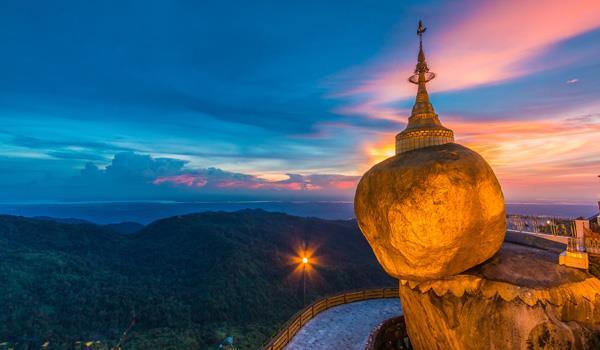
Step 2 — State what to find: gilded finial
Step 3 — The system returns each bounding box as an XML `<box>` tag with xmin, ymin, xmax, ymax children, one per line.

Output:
<box><xmin>410</xmin><ymin>20</ymin><xmax>434</xmax><ymax>84</ymax></box>
<box><xmin>417</xmin><ymin>20</ymin><xmax>427</xmax><ymax>39</ymax></box>
<box><xmin>395</xmin><ymin>20</ymin><xmax>454</xmax><ymax>155</ymax></box>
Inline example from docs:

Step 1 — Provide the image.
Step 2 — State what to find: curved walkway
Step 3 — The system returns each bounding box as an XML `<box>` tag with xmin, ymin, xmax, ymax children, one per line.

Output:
<box><xmin>284</xmin><ymin>298</ymin><xmax>402</xmax><ymax>350</ymax></box>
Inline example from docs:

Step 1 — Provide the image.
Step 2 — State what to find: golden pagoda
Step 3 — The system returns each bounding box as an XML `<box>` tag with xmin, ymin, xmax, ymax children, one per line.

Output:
<box><xmin>355</xmin><ymin>20</ymin><xmax>506</xmax><ymax>281</ymax></box>
<box><xmin>395</xmin><ymin>20</ymin><xmax>454</xmax><ymax>155</ymax></box>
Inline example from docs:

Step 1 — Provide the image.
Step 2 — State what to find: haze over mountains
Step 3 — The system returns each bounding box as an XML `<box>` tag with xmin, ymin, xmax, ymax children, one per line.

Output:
<box><xmin>0</xmin><ymin>201</ymin><xmax>596</xmax><ymax>225</ymax></box>
<box><xmin>0</xmin><ymin>210</ymin><xmax>393</xmax><ymax>349</ymax></box>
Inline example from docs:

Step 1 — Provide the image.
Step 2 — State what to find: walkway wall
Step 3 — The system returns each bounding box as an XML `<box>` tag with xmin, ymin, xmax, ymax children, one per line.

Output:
<box><xmin>261</xmin><ymin>287</ymin><xmax>399</xmax><ymax>350</ymax></box>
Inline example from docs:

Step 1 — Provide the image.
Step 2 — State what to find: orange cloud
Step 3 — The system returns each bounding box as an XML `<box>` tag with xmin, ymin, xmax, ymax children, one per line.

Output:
<box><xmin>360</xmin><ymin>113</ymin><xmax>600</xmax><ymax>204</ymax></box>
<box><xmin>363</xmin><ymin>138</ymin><xmax>396</xmax><ymax>167</ymax></box>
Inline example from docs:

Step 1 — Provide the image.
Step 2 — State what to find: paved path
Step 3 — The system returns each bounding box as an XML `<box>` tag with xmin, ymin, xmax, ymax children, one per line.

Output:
<box><xmin>284</xmin><ymin>299</ymin><xmax>402</xmax><ymax>350</ymax></box>
<box><xmin>507</xmin><ymin>229</ymin><xmax>569</xmax><ymax>245</ymax></box>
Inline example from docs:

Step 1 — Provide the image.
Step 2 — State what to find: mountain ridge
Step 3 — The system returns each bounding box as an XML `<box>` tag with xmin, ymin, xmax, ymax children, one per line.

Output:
<box><xmin>0</xmin><ymin>209</ymin><xmax>394</xmax><ymax>349</ymax></box>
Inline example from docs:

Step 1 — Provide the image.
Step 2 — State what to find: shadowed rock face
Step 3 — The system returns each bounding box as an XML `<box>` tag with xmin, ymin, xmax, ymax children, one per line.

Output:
<box><xmin>355</xmin><ymin>142</ymin><xmax>506</xmax><ymax>280</ymax></box>
<box><xmin>399</xmin><ymin>243</ymin><xmax>600</xmax><ymax>350</ymax></box>
<box><xmin>400</xmin><ymin>284</ymin><xmax>600</xmax><ymax>350</ymax></box>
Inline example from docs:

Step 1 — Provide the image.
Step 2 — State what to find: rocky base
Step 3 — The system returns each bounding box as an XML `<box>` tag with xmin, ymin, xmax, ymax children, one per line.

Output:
<box><xmin>400</xmin><ymin>242</ymin><xmax>600</xmax><ymax>349</ymax></box>
<box><xmin>365</xmin><ymin>316</ymin><xmax>411</xmax><ymax>350</ymax></box>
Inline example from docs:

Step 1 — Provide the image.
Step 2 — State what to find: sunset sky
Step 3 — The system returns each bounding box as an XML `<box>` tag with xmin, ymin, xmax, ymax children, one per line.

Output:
<box><xmin>0</xmin><ymin>0</ymin><xmax>598</xmax><ymax>203</ymax></box>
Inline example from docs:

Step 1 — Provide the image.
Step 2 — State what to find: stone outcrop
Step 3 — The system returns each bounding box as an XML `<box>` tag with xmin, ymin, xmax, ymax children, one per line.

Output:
<box><xmin>355</xmin><ymin>142</ymin><xmax>506</xmax><ymax>280</ymax></box>
<box><xmin>354</xmin><ymin>21</ymin><xmax>600</xmax><ymax>350</ymax></box>
<box><xmin>399</xmin><ymin>243</ymin><xmax>600</xmax><ymax>349</ymax></box>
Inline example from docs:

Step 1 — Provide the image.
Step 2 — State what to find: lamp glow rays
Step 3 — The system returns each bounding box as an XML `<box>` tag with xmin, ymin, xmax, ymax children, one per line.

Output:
<box><xmin>287</xmin><ymin>242</ymin><xmax>322</xmax><ymax>306</ymax></box>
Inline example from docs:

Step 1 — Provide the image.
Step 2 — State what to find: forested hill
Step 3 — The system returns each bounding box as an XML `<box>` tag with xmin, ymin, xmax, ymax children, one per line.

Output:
<box><xmin>0</xmin><ymin>210</ymin><xmax>394</xmax><ymax>349</ymax></box>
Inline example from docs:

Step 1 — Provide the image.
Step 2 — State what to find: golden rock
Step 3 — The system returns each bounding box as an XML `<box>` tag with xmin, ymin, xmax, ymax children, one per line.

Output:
<box><xmin>354</xmin><ymin>21</ymin><xmax>506</xmax><ymax>281</ymax></box>
<box><xmin>354</xmin><ymin>142</ymin><xmax>506</xmax><ymax>280</ymax></box>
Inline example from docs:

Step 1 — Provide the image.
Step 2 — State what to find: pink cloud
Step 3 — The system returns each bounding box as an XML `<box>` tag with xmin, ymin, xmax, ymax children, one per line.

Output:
<box><xmin>152</xmin><ymin>171</ymin><xmax>360</xmax><ymax>197</ymax></box>
<box><xmin>305</xmin><ymin>183</ymin><xmax>322</xmax><ymax>191</ymax></box>
<box><xmin>433</xmin><ymin>0</ymin><xmax>600</xmax><ymax>90</ymax></box>
<box><xmin>335</xmin><ymin>100</ymin><xmax>407</xmax><ymax>123</ymax></box>
<box><xmin>215</xmin><ymin>180</ymin><xmax>303</xmax><ymax>191</ymax></box>
<box><xmin>333</xmin><ymin>2</ymin><xmax>600</xmax><ymax>204</ymax></box>
<box><xmin>337</xmin><ymin>1</ymin><xmax>600</xmax><ymax>117</ymax></box>
<box><xmin>331</xmin><ymin>180</ymin><xmax>358</xmax><ymax>190</ymax></box>
<box><xmin>153</xmin><ymin>174</ymin><xmax>207</xmax><ymax>187</ymax></box>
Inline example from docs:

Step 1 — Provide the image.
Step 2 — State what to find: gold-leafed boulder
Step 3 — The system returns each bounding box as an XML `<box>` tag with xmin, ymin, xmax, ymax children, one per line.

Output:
<box><xmin>355</xmin><ymin>142</ymin><xmax>505</xmax><ymax>280</ymax></box>
<box><xmin>355</xmin><ymin>21</ymin><xmax>506</xmax><ymax>281</ymax></box>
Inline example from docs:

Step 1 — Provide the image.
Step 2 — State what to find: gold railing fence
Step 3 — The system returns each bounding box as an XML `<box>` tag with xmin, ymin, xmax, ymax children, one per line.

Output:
<box><xmin>506</xmin><ymin>214</ymin><xmax>576</xmax><ymax>237</ymax></box>
<box><xmin>261</xmin><ymin>287</ymin><xmax>399</xmax><ymax>350</ymax></box>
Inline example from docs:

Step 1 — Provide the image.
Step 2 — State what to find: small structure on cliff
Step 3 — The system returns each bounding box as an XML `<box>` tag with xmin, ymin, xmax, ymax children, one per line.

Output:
<box><xmin>354</xmin><ymin>21</ymin><xmax>600</xmax><ymax>349</ymax></box>
<box><xmin>559</xmin><ymin>219</ymin><xmax>590</xmax><ymax>269</ymax></box>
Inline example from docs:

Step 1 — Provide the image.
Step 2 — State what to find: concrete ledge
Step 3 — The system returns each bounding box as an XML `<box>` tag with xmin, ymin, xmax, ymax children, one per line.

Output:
<box><xmin>505</xmin><ymin>230</ymin><xmax>566</xmax><ymax>253</ymax></box>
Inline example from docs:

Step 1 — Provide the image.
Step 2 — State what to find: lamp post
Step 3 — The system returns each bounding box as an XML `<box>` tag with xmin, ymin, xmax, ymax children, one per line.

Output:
<box><xmin>302</xmin><ymin>257</ymin><xmax>309</xmax><ymax>306</ymax></box>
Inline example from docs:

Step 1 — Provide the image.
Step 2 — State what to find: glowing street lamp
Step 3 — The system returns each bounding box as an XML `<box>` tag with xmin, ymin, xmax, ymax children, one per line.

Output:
<box><xmin>301</xmin><ymin>256</ymin><xmax>309</xmax><ymax>305</ymax></box>
<box><xmin>291</xmin><ymin>245</ymin><xmax>317</xmax><ymax>307</ymax></box>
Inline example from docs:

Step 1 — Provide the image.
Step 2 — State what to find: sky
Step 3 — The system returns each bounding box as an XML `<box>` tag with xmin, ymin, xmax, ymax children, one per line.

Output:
<box><xmin>0</xmin><ymin>0</ymin><xmax>599</xmax><ymax>204</ymax></box>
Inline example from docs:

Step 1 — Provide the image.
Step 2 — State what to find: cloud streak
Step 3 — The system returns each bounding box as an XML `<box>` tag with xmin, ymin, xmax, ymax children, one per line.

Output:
<box><xmin>12</xmin><ymin>152</ymin><xmax>360</xmax><ymax>201</ymax></box>
<box><xmin>336</xmin><ymin>0</ymin><xmax>600</xmax><ymax>120</ymax></box>
<box><xmin>153</xmin><ymin>165</ymin><xmax>359</xmax><ymax>195</ymax></box>
<box><xmin>0</xmin><ymin>1</ymin><xmax>598</xmax><ymax>204</ymax></box>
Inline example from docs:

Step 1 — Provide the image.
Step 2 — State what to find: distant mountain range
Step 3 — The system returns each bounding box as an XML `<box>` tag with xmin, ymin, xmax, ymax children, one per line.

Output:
<box><xmin>32</xmin><ymin>216</ymin><xmax>145</xmax><ymax>234</ymax></box>
<box><xmin>1</xmin><ymin>201</ymin><xmax>596</xmax><ymax>224</ymax></box>
<box><xmin>0</xmin><ymin>210</ymin><xmax>394</xmax><ymax>349</ymax></box>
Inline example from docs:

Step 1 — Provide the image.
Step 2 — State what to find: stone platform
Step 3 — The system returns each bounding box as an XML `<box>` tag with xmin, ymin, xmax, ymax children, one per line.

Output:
<box><xmin>400</xmin><ymin>242</ymin><xmax>600</xmax><ymax>349</ymax></box>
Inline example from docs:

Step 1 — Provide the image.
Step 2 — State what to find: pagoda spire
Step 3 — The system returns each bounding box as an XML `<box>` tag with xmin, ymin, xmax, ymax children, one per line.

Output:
<box><xmin>395</xmin><ymin>20</ymin><xmax>454</xmax><ymax>155</ymax></box>
<box><xmin>410</xmin><ymin>20</ymin><xmax>436</xmax><ymax>119</ymax></box>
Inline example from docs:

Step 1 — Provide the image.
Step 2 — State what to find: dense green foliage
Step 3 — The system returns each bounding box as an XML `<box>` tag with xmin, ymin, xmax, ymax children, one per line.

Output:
<box><xmin>0</xmin><ymin>210</ymin><xmax>394</xmax><ymax>349</ymax></box>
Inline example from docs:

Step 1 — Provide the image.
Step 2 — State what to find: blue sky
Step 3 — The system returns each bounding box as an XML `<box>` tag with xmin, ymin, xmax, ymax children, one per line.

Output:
<box><xmin>0</xmin><ymin>0</ymin><xmax>599</xmax><ymax>203</ymax></box>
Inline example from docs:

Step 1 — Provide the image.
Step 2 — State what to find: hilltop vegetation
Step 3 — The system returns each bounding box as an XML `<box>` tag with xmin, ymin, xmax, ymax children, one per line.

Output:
<box><xmin>0</xmin><ymin>210</ymin><xmax>394</xmax><ymax>349</ymax></box>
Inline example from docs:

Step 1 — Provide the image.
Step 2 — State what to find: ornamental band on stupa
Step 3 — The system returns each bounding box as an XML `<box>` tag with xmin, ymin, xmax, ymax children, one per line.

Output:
<box><xmin>395</xmin><ymin>20</ymin><xmax>454</xmax><ymax>155</ymax></box>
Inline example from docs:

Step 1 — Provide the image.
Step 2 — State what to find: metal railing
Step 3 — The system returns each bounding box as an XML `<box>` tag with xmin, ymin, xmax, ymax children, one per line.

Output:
<box><xmin>261</xmin><ymin>287</ymin><xmax>399</xmax><ymax>350</ymax></box>
<box><xmin>506</xmin><ymin>214</ymin><xmax>576</xmax><ymax>236</ymax></box>
<box><xmin>584</xmin><ymin>225</ymin><xmax>600</xmax><ymax>255</ymax></box>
